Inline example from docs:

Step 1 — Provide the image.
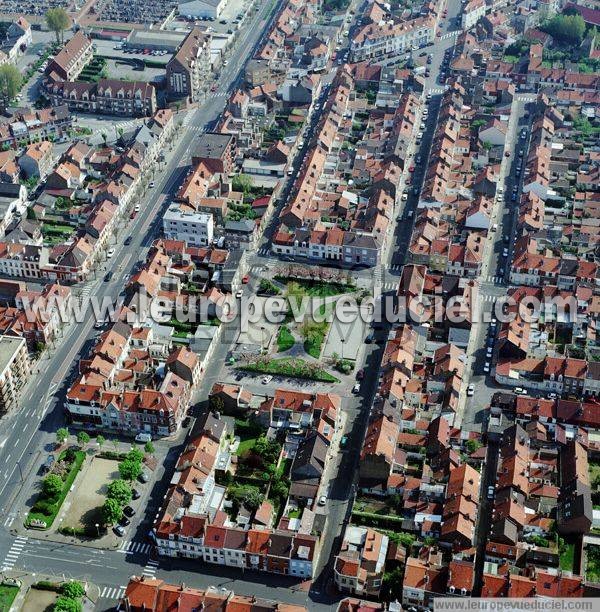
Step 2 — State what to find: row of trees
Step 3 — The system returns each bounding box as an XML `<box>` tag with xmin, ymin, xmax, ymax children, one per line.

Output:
<box><xmin>102</xmin><ymin>448</ymin><xmax>145</xmax><ymax>525</ymax></box>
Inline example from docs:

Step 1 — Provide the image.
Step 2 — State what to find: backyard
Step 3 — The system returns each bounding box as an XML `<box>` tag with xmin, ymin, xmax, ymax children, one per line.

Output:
<box><xmin>585</xmin><ymin>544</ymin><xmax>600</xmax><ymax>583</ymax></box>
<box><xmin>560</xmin><ymin>542</ymin><xmax>575</xmax><ymax>572</ymax></box>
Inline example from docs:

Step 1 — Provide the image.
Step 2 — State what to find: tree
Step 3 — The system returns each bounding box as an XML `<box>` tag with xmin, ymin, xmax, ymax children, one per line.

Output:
<box><xmin>45</xmin><ymin>8</ymin><xmax>70</xmax><ymax>44</ymax></box>
<box><xmin>232</xmin><ymin>173</ymin><xmax>253</xmax><ymax>194</ymax></box>
<box><xmin>56</xmin><ymin>427</ymin><xmax>69</xmax><ymax>446</ymax></box>
<box><xmin>119</xmin><ymin>458</ymin><xmax>142</xmax><ymax>482</ymax></box>
<box><xmin>101</xmin><ymin>497</ymin><xmax>123</xmax><ymax>525</ymax></box>
<box><xmin>54</xmin><ymin>596</ymin><xmax>82</xmax><ymax>612</ymax></box>
<box><xmin>61</xmin><ymin>581</ymin><xmax>85</xmax><ymax>599</ymax></box>
<box><xmin>466</xmin><ymin>439</ymin><xmax>483</xmax><ymax>454</ymax></box>
<box><xmin>541</xmin><ymin>13</ymin><xmax>586</xmax><ymax>45</ymax></box>
<box><xmin>126</xmin><ymin>448</ymin><xmax>144</xmax><ymax>464</ymax></box>
<box><xmin>0</xmin><ymin>64</ymin><xmax>21</xmax><ymax>109</ymax></box>
<box><xmin>242</xmin><ymin>488</ymin><xmax>264</xmax><ymax>511</ymax></box>
<box><xmin>42</xmin><ymin>474</ymin><xmax>63</xmax><ymax>498</ymax></box>
<box><xmin>106</xmin><ymin>479</ymin><xmax>132</xmax><ymax>506</ymax></box>
<box><xmin>111</xmin><ymin>439</ymin><xmax>119</xmax><ymax>452</ymax></box>
<box><xmin>96</xmin><ymin>435</ymin><xmax>106</xmax><ymax>450</ymax></box>
<box><xmin>144</xmin><ymin>441</ymin><xmax>155</xmax><ymax>455</ymax></box>
<box><xmin>76</xmin><ymin>431</ymin><xmax>90</xmax><ymax>448</ymax></box>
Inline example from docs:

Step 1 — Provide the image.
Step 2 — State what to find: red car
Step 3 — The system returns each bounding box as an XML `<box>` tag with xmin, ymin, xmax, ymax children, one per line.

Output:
<box><xmin>242</xmin><ymin>275</ymin><xmax>249</xmax><ymax>284</ymax></box>
<box><xmin>409</xmin><ymin>165</ymin><xmax>415</xmax><ymax>172</ymax></box>
<box><xmin>130</xmin><ymin>211</ymin><xmax>137</xmax><ymax>219</ymax></box>
<box><xmin>211</xmin><ymin>84</ymin><xmax>217</xmax><ymax>92</ymax></box>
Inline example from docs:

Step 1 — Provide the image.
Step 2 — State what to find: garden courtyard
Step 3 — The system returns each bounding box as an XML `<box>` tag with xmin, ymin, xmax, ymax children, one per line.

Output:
<box><xmin>234</xmin><ymin>275</ymin><xmax>369</xmax><ymax>382</ymax></box>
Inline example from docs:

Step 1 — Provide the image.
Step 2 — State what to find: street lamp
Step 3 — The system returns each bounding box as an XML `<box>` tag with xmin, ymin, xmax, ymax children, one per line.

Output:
<box><xmin>341</xmin><ymin>337</ymin><xmax>345</xmax><ymax>360</ymax></box>
<box><xmin>95</xmin><ymin>523</ymin><xmax>100</xmax><ymax>538</ymax></box>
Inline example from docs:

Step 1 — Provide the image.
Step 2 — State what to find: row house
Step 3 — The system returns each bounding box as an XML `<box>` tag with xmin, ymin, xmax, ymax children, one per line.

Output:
<box><xmin>350</xmin><ymin>16</ymin><xmax>435</xmax><ymax>62</ymax></box>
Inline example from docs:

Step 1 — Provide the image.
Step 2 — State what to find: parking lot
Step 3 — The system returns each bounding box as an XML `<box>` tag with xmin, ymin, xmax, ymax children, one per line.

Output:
<box><xmin>93</xmin><ymin>39</ymin><xmax>172</xmax><ymax>65</ymax></box>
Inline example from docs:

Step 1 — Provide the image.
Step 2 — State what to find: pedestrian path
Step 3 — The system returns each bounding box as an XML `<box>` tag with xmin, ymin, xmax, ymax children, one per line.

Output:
<box><xmin>3</xmin><ymin>512</ymin><xmax>17</xmax><ymax>528</ymax></box>
<box><xmin>208</xmin><ymin>91</ymin><xmax>229</xmax><ymax>99</ymax></box>
<box><xmin>480</xmin><ymin>294</ymin><xmax>498</xmax><ymax>303</ymax></box>
<box><xmin>481</xmin><ymin>274</ymin><xmax>506</xmax><ymax>284</ymax></box>
<box><xmin>257</xmin><ymin>246</ymin><xmax>271</xmax><ymax>256</ymax></box>
<box><xmin>438</xmin><ymin>31</ymin><xmax>458</xmax><ymax>40</ymax></box>
<box><xmin>142</xmin><ymin>558</ymin><xmax>159</xmax><ymax>578</ymax></box>
<box><xmin>99</xmin><ymin>585</ymin><xmax>127</xmax><ymax>601</ymax></box>
<box><xmin>427</xmin><ymin>86</ymin><xmax>446</xmax><ymax>95</ymax></box>
<box><xmin>1</xmin><ymin>536</ymin><xmax>27</xmax><ymax>571</ymax></box>
<box><xmin>117</xmin><ymin>539</ymin><xmax>152</xmax><ymax>555</ymax></box>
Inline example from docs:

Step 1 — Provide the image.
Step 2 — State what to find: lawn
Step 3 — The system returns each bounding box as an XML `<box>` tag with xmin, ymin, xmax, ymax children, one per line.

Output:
<box><xmin>0</xmin><ymin>583</ymin><xmax>19</xmax><ymax>610</ymax></box>
<box><xmin>302</xmin><ymin>314</ymin><xmax>329</xmax><ymax>359</ymax></box>
<box><xmin>560</xmin><ymin>542</ymin><xmax>575</xmax><ymax>572</ymax></box>
<box><xmin>280</xmin><ymin>278</ymin><xmax>355</xmax><ymax>298</ymax></box>
<box><xmin>240</xmin><ymin>357</ymin><xmax>339</xmax><ymax>383</ymax></box>
<box><xmin>234</xmin><ymin>419</ymin><xmax>262</xmax><ymax>456</ymax></box>
<box><xmin>26</xmin><ymin>450</ymin><xmax>86</xmax><ymax>529</ymax></box>
<box><xmin>277</xmin><ymin>326</ymin><xmax>295</xmax><ymax>352</ymax></box>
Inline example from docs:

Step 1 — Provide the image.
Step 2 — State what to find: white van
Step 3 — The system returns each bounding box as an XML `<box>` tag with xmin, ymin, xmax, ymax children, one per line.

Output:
<box><xmin>135</xmin><ymin>432</ymin><xmax>152</xmax><ymax>443</ymax></box>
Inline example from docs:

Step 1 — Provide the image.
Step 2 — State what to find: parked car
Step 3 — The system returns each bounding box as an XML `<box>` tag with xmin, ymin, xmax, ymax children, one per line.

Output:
<box><xmin>124</xmin><ymin>236</ymin><xmax>133</xmax><ymax>245</ymax></box>
<box><xmin>114</xmin><ymin>525</ymin><xmax>125</xmax><ymax>536</ymax></box>
<box><xmin>107</xmin><ymin>248</ymin><xmax>115</xmax><ymax>258</ymax></box>
<box><xmin>483</xmin><ymin>362</ymin><xmax>491</xmax><ymax>373</ymax></box>
<box><xmin>135</xmin><ymin>432</ymin><xmax>152</xmax><ymax>443</ymax></box>
<box><xmin>467</xmin><ymin>384</ymin><xmax>474</xmax><ymax>397</ymax></box>
<box><xmin>123</xmin><ymin>506</ymin><xmax>136</xmax><ymax>517</ymax></box>
<box><xmin>352</xmin><ymin>382</ymin><xmax>361</xmax><ymax>394</ymax></box>
<box><xmin>262</xmin><ymin>375</ymin><xmax>273</xmax><ymax>385</ymax></box>
<box><xmin>356</xmin><ymin>369</ymin><xmax>364</xmax><ymax>380</ymax></box>
<box><xmin>131</xmin><ymin>488</ymin><xmax>141</xmax><ymax>500</ymax></box>
<box><xmin>104</xmin><ymin>271</ymin><xmax>113</xmax><ymax>282</ymax></box>
<box><xmin>119</xmin><ymin>516</ymin><xmax>131</xmax><ymax>526</ymax></box>
<box><xmin>138</xmin><ymin>471</ymin><xmax>149</xmax><ymax>483</ymax></box>
<box><xmin>41</xmin><ymin>455</ymin><xmax>55</xmax><ymax>474</ymax></box>
<box><xmin>487</xmin><ymin>486</ymin><xmax>495</xmax><ymax>499</ymax></box>
<box><xmin>318</xmin><ymin>495</ymin><xmax>327</xmax><ymax>506</ymax></box>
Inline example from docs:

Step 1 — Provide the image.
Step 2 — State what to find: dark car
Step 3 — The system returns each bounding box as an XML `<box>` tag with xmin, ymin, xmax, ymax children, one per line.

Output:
<box><xmin>119</xmin><ymin>516</ymin><xmax>131</xmax><ymax>526</ymax></box>
<box><xmin>356</xmin><ymin>369</ymin><xmax>364</xmax><ymax>380</ymax></box>
<box><xmin>124</xmin><ymin>236</ymin><xmax>133</xmax><ymax>245</ymax></box>
<box><xmin>104</xmin><ymin>271</ymin><xmax>113</xmax><ymax>282</ymax></box>
<box><xmin>131</xmin><ymin>488</ymin><xmax>141</xmax><ymax>500</ymax></box>
<box><xmin>41</xmin><ymin>454</ymin><xmax>55</xmax><ymax>474</ymax></box>
<box><xmin>365</xmin><ymin>333</ymin><xmax>374</xmax><ymax>344</ymax></box>
<box><xmin>182</xmin><ymin>416</ymin><xmax>191</xmax><ymax>428</ymax></box>
<box><xmin>123</xmin><ymin>505</ymin><xmax>136</xmax><ymax>517</ymax></box>
<box><xmin>113</xmin><ymin>525</ymin><xmax>125</xmax><ymax>536</ymax></box>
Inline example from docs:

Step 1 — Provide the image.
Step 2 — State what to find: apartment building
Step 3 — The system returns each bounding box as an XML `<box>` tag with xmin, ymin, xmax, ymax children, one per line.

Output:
<box><xmin>350</xmin><ymin>16</ymin><xmax>435</xmax><ymax>62</ymax></box>
<box><xmin>18</xmin><ymin>141</ymin><xmax>53</xmax><ymax>179</ymax></box>
<box><xmin>461</xmin><ymin>0</ymin><xmax>487</xmax><ymax>29</ymax></box>
<box><xmin>334</xmin><ymin>526</ymin><xmax>390</xmax><ymax>598</ymax></box>
<box><xmin>163</xmin><ymin>205</ymin><xmax>214</xmax><ymax>247</ymax></box>
<box><xmin>45</xmin><ymin>30</ymin><xmax>93</xmax><ymax>82</ymax></box>
<box><xmin>0</xmin><ymin>335</ymin><xmax>30</xmax><ymax>413</ymax></box>
<box><xmin>46</xmin><ymin>79</ymin><xmax>157</xmax><ymax>118</ymax></box>
<box><xmin>166</xmin><ymin>27</ymin><xmax>212</xmax><ymax>103</ymax></box>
